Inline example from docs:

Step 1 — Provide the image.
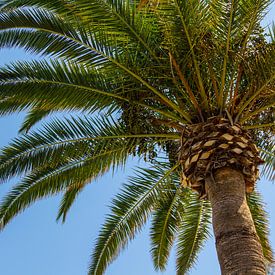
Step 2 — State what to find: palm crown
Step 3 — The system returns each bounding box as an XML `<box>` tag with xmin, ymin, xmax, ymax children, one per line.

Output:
<box><xmin>0</xmin><ymin>0</ymin><xmax>274</xmax><ymax>274</ymax></box>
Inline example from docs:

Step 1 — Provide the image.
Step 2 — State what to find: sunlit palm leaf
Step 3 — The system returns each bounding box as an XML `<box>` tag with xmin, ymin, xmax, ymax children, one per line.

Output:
<box><xmin>0</xmin><ymin>115</ymin><xmax>179</xmax><ymax>182</ymax></box>
<box><xmin>0</xmin><ymin>0</ymin><xmax>273</xmax><ymax>273</ymax></box>
<box><xmin>0</xmin><ymin>132</ymin><xmax>169</xmax><ymax>229</ymax></box>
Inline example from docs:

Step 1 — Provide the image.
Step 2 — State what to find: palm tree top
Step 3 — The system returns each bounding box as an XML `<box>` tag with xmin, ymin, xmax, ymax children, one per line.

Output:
<box><xmin>0</xmin><ymin>0</ymin><xmax>273</xmax><ymax>124</ymax></box>
<box><xmin>0</xmin><ymin>0</ymin><xmax>274</xmax><ymax>274</ymax></box>
<box><xmin>0</xmin><ymin>0</ymin><xmax>273</xmax><ymax>175</ymax></box>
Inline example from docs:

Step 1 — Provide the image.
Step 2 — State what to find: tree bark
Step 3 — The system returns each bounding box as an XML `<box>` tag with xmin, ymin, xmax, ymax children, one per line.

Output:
<box><xmin>206</xmin><ymin>167</ymin><xmax>266</xmax><ymax>275</ymax></box>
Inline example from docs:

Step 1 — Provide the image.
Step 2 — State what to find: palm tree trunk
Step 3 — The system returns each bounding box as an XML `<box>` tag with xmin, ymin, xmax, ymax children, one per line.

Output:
<box><xmin>206</xmin><ymin>167</ymin><xmax>266</xmax><ymax>275</ymax></box>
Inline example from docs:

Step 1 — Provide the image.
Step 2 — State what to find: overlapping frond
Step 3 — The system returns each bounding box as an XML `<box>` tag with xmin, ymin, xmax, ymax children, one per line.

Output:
<box><xmin>0</xmin><ymin>115</ymin><xmax>179</xmax><ymax>182</ymax></box>
<box><xmin>1</xmin><ymin>0</ymin><xmax>273</xmax><ymax>125</ymax></box>
<box><xmin>236</xmin><ymin>38</ymin><xmax>275</xmax><ymax>123</ymax></box>
<box><xmin>0</xmin><ymin>59</ymin><xmax>186</xmax><ymax>123</ymax></box>
<box><xmin>0</xmin><ymin>116</ymin><xmax>178</xmax><ymax>229</ymax></box>
<box><xmin>0</xmin><ymin>0</ymin><xmax>161</xmax><ymax>60</ymax></box>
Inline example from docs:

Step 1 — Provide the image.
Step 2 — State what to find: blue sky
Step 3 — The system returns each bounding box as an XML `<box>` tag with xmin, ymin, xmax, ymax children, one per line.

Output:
<box><xmin>0</xmin><ymin>5</ymin><xmax>274</xmax><ymax>275</ymax></box>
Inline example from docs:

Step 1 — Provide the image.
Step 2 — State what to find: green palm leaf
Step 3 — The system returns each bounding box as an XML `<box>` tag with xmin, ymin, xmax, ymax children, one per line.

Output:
<box><xmin>57</xmin><ymin>181</ymin><xmax>87</xmax><ymax>223</ymax></box>
<box><xmin>0</xmin><ymin>59</ymin><xmax>183</xmax><ymax>122</ymax></box>
<box><xmin>0</xmin><ymin>132</ymin><xmax>167</xmax><ymax>229</ymax></box>
<box><xmin>0</xmin><ymin>60</ymin><xmax>124</xmax><ymax>114</ymax></box>
<box><xmin>150</xmin><ymin>187</ymin><xmax>181</xmax><ymax>271</ymax></box>
<box><xmin>0</xmin><ymin>9</ymin><xmax>100</xmax><ymax>63</ymax></box>
<box><xmin>0</xmin><ymin>0</ymin><xmax>161</xmax><ymax>61</ymax></box>
<box><xmin>89</xmin><ymin>163</ymin><xmax>180</xmax><ymax>275</ymax></box>
<box><xmin>247</xmin><ymin>191</ymin><xmax>274</xmax><ymax>267</ymax></box>
<box><xmin>0</xmin><ymin>163</ymin><xmax>89</xmax><ymax>229</ymax></box>
<box><xmin>0</xmin><ymin>115</ymin><xmax>179</xmax><ymax>182</ymax></box>
<box><xmin>19</xmin><ymin>108</ymin><xmax>53</xmax><ymax>133</ymax></box>
<box><xmin>258</xmin><ymin>138</ymin><xmax>275</xmax><ymax>181</ymax></box>
<box><xmin>0</xmin><ymin>0</ymin><xmax>273</xmax><ymax>273</ymax></box>
<box><xmin>176</xmin><ymin>193</ymin><xmax>211</xmax><ymax>274</ymax></box>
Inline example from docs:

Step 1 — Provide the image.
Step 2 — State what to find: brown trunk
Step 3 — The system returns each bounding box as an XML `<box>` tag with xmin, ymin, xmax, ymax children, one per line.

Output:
<box><xmin>206</xmin><ymin>167</ymin><xmax>265</xmax><ymax>275</ymax></box>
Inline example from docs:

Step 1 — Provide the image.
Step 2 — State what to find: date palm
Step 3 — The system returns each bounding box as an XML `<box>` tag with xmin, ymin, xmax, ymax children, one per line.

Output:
<box><xmin>0</xmin><ymin>0</ymin><xmax>274</xmax><ymax>274</ymax></box>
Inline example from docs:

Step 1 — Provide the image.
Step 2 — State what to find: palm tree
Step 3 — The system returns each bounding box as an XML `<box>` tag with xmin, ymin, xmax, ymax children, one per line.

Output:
<box><xmin>0</xmin><ymin>0</ymin><xmax>274</xmax><ymax>274</ymax></box>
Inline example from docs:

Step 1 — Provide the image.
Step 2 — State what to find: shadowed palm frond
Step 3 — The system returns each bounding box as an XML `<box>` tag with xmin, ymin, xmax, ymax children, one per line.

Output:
<box><xmin>0</xmin><ymin>115</ymin><xmax>179</xmax><ymax>229</ymax></box>
<box><xmin>0</xmin><ymin>59</ymin><xmax>184</xmax><ymax>122</ymax></box>
<box><xmin>0</xmin><ymin>136</ymin><xmax>173</xmax><ymax>229</ymax></box>
<box><xmin>0</xmin><ymin>59</ymin><xmax>124</xmax><ymax>114</ymax></box>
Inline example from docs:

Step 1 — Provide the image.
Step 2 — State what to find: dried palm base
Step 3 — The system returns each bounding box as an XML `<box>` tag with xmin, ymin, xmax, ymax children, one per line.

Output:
<box><xmin>179</xmin><ymin>116</ymin><xmax>264</xmax><ymax>198</ymax></box>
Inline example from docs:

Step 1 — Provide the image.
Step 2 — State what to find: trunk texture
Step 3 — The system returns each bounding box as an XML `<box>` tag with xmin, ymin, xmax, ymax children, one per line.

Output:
<box><xmin>206</xmin><ymin>167</ymin><xmax>265</xmax><ymax>275</ymax></box>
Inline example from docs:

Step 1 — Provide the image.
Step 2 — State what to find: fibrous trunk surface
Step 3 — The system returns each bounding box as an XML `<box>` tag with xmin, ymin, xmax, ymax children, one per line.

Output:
<box><xmin>178</xmin><ymin>116</ymin><xmax>266</xmax><ymax>273</ymax></box>
<box><xmin>206</xmin><ymin>167</ymin><xmax>266</xmax><ymax>275</ymax></box>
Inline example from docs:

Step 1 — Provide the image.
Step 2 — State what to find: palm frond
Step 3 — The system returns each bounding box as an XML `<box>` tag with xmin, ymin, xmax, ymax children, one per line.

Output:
<box><xmin>0</xmin><ymin>127</ymin><xmax>167</xmax><ymax>229</ymax></box>
<box><xmin>258</xmin><ymin>138</ymin><xmax>275</xmax><ymax>181</ymax></box>
<box><xmin>0</xmin><ymin>59</ymin><xmax>123</xmax><ymax>114</ymax></box>
<box><xmin>0</xmin><ymin>0</ymin><xmax>161</xmax><ymax>61</ymax></box>
<box><xmin>89</xmin><ymin>163</ymin><xmax>180</xmax><ymax>275</ymax></box>
<box><xmin>0</xmin><ymin>9</ymin><xmax>103</xmax><ymax>64</ymax></box>
<box><xmin>269</xmin><ymin>22</ymin><xmax>275</xmax><ymax>42</ymax></box>
<box><xmin>0</xmin><ymin>0</ymin><xmax>73</xmax><ymax>13</ymax></box>
<box><xmin>74</xmin><ymin>0</ymin><xmax>161</xmax><ymax>61</ymax></box>
<box><xmin>235</xmin><ymin>40</ymin><xmax>275</xmax><ymax>122</ymax></box>
<box><xmin>176</xmin><ymin>192</ymin><xmax>211</xmax><ymax>274</ymax></box>
<box><xmin>0</xmin><ymin>115</ymin><xmax>179</xmax><ymax>182</ymax></box>
<box><xmin>150</xmin><ymin>186</ymin><xmax>181</xmax><ymax>271</ymax></box>
<box><xmin>172</xmin><ymin>0</ymin><xmax>209</xmax><ymax>109</ymax></box>
<box><xmin>0</xmin><ymin>163</ymin><xmax>91</xmax><ymax>229</ymax></box>
<box><xmin>247</xmin><ymin>191</ymin><xmax>274</xmax><ymax>267</ymax></box>
<box><xmin>19</xmin><ymin>108</ymin><xmax>52</xmax><ymax>133</ymax></box>
<box><xmin>0</xmin><ymin>58</ymin><xmax>186</xmax><ymax>122</ymax></box>
<box><xmin>56</xmin><ymin>181</ymin><xmax>87</xmax><ymax>223</ymax></box>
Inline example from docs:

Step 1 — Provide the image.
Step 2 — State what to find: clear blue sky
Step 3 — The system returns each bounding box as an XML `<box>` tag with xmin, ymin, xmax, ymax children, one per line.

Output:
<box><xmin>0</xmin><ymin>6</ymin><xmax>274</xmax><ymax>275</ymax></box>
